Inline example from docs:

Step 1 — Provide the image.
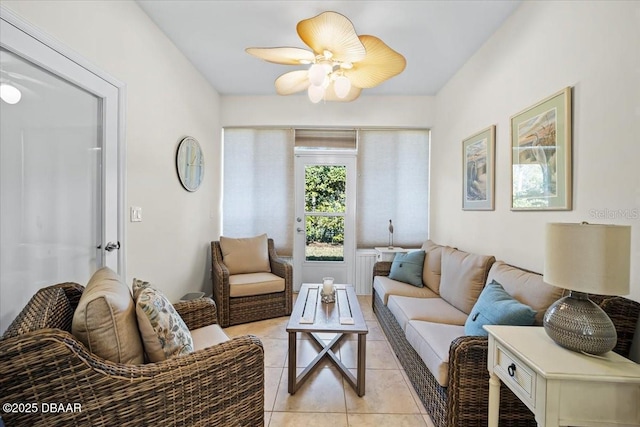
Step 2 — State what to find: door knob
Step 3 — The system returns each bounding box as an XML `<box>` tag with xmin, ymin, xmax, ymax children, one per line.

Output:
<box><xmin>296</xmin><ymin>228</ymin><xmax>304</xmax><ymax>233</ymax></box>
<box><xmin>105</xmin><ymin>241</ymin><xmax>120</xmax><ymax>252</ymax></box>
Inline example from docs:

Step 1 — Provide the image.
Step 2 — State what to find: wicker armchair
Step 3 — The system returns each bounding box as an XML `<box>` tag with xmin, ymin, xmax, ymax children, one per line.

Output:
<box><xmin>211</xmin><ymin>238</ymin><xmax>292</xmax><ymax>327</ymax></box>
<box><xmin>0</xmin><ymin>283</ymin><xmax>265</xmax><ymax>427</ymax></box>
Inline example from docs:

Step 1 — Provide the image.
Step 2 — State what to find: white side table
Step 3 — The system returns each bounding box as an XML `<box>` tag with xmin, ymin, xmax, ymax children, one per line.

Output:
<box><xmin>374</xmin><ymin>247</ymin><xmax>411</xmax><ymax>262</ymax></box>
<box><xmin>485</xmin><ymin>325</ymin><xmax>640</xmax><ymax>427</ymax></box>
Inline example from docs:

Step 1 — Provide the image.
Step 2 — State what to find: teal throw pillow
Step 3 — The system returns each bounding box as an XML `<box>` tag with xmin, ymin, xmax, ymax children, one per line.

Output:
<box><xmin>464</xmin><ymin>280</ymin><xmax>537</xmax><ymax>336</ymax></box>
<box><xmin>388</xmin><ymin>250</ymin><xmax>426</xmax><ymax>287</ymax></box>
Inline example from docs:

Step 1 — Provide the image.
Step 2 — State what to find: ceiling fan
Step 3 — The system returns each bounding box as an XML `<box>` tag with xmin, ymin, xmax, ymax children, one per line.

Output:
<box><xmin>246</xmin><ymin>11</ymin><xmax>406</xmax><ymax>103</ymax></box>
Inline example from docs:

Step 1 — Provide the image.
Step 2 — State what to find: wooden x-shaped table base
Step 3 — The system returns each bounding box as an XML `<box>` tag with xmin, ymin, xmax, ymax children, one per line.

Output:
<box><xmin>288</xmin><ymin>331</ymin><xmax>367</xmax><ymax>397</ymax></box>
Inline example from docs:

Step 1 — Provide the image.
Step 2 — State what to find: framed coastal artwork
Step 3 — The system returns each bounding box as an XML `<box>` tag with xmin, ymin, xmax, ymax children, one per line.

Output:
<box><xmin>511</xmin><ymin>87</ymin><xmax>572</xmax><ymax>210</ymax></box>
<box><xmin>462</xmin><ymin>125</ymin><xmax>495</xmax><ymax>210</ymax></box>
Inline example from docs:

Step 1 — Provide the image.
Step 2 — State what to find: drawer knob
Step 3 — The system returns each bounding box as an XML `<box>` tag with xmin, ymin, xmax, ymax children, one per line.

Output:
<box><xmin>508</xmin><ymin>363</ymin><xmax>516</xmax><ymax>377</ymax></box>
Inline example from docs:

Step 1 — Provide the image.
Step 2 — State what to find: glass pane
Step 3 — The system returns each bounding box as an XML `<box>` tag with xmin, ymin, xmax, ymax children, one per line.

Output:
<box><xmin>304</xmin><ymin>165</ymin><xmax>346</xmax><ymax>213</ymax></box>
<box><xmin>305</xmin><ymin>215</ymin><xmax>344</xmax><ymax>261</ymax></box>
<box><xmin>1</xmin><ymin>48</ymin><xmax>101</xmax><ymax>331</ymax></box>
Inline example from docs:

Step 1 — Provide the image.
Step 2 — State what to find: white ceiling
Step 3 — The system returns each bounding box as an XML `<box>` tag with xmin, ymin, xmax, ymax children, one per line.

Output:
<box><xmin>136</xmin><ymin>0</ymin><xmax>521</xmax><ymax>97</ymax></box>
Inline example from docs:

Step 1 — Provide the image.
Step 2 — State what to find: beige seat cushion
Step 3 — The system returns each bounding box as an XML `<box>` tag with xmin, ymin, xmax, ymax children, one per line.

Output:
<box><xmin>487</xmin><ymin>261</ymin><xmax>564</xmax><ymax>325</ymax></box>
<box><xmin>229</xmin><ymin>272</ymin><xmax>285</xmax><ymax>297</ymax></box>
<box><xmin>191</xmin><ymin>324</ymin><xmax>230</xmax><ymax>351</ymax></box>
<box><xmin>439</xmin><ymin>247</ymin><xmax>495</xmax><ymax>314</ymax></box>
<box><xmin>405</xmin><ymin>320</ymin><xmax>465</xmax><ymax>387</ymax></box>
<box><xmin>421</xmin><ymin>240</ymin><xmax>443</xmax><ymax>294</ymax></box>
<box><xmin>72</xmin><ymin>267</ymin><xmax>144</xmax><ymax>364</ymax></box>
<box><xmin>373</xmin><ymin>276</ymin><xmax>439</xmax><ymax>305</ymax></box>
<box><xmin>387</xmin><ymin>295</ymin><xmax>468</xmax><ymax>331</ymax></box>
<box><xmin>220</xmin><ymin>234</ymin><xmax>271</xmax><ymax>275</ymax></box>
<box><xmin>132</xmin><ymin>279</ymin><xmax>194</xmax><ymax>362</ymax></box>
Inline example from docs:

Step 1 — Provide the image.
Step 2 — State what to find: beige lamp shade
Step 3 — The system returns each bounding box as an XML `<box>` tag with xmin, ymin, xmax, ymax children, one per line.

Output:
<box><xmin>544</xmin><ymin>222</ymin><xmax>631</xmax><ymax>296</ymax></box>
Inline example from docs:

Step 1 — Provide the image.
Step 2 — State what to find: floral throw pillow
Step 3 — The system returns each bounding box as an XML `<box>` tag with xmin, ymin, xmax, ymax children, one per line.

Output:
<box><xmin>132</xmin><ymin>279</ymin><xmax>194</xmax><ymax>362</ymax></box>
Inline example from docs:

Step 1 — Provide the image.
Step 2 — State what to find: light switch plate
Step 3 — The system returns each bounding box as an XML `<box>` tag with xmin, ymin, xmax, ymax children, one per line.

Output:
<box><xmin>130</xmin><ymin>206</ymin><xmax>142</xmax><ymax>222</ymax></box>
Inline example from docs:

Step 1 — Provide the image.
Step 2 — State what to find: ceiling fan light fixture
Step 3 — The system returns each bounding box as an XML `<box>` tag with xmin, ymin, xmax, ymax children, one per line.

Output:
<box><xmin>333</xmin><ymin>75</ymin><xmax>351</xmax><ymax>99</ymax></box>
<box><xmin>308</xmin><ymin>63</ymin><xmax>327</xmax><ymax>86</ymax></box>
<box><xmin>246</xmin><ymin>10</ymin><xmax>405</xmax><ymax>103</ymax></box>
<box><xmin>308</xmin><ymin>84</ymin><xmax>324</xmax><ymax>103</ymax></box>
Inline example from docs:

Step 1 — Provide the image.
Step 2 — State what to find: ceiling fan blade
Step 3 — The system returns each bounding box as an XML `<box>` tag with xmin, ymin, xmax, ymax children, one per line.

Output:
<box><xmin>297</xmin><ymin>11</ymin><xmax>366</xmax><ymax>63</ymax></box>
<box><xmin>344</xmin><ymin>35</ymin><xmax>406</xmax><ymax>88</ymax></box>
<box><xmin>324</xmin><ymin>81</ymin><xmax>362</xmax><ymax>102</ymax></box>
<box><xmin>274</xmin><ymin>70</ymin><xmax>311</xmax><ymax>95</ymax></box>
<box><xmin>245</xmin><ymin>47</ymin><xmax>315</xmax><ymax>65</ymax></box>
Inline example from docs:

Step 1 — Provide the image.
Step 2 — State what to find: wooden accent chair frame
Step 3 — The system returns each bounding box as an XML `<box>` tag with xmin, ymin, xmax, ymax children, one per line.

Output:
<box><xmin>211</xmin><ymin>238</ymin><xmax>292</xmax><ymax>327</ymax></box>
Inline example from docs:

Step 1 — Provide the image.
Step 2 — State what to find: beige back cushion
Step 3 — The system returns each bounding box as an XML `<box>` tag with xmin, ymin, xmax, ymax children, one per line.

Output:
<box><xmin>487</xmin><ymin>261</ymin><xmax>564</xmax><ymax>325</ymax></box>
<box><xmin>220</xmin><ymin>234</ymin><xmax>271</xmax><ymax>275</ymax></box>
<box><xmin>420</xmin><ymin>240</ymin><xmax>443</xmax><ymax>294</ymax></box>
<box><xmin>72</xmin><ymin>267</ymin><xmax>144</xmax><ymax>364</ymax></box>
<box><xmin>439</xmin><ymin>247</ymin><xmax>495</xmax><ymax>314</ymax></box>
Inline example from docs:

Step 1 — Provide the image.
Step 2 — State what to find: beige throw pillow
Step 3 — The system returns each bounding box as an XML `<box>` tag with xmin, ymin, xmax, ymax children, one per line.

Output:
<box><xmin>132</xmin><ymin>279</ymin><xmax>194</xmax><ymax>362</ymax></box>
<box><xmin>72</xmin><ymin>267</ymin><xmax>144</xmax><ymax>364</ymax></box>
<box><xmin>219</xmin><ymin>234</ymin><xmax>271</xmax><ymax>275</ymax></box>
<box><xmin>421</xmin><ymin>240</ymin><xmax>443</xmax><ymax>294</ymax></box>
<box><xmin>439</xmin><ymin>247</ymin><xmax>496</xmax><ymax>314</ymax></box>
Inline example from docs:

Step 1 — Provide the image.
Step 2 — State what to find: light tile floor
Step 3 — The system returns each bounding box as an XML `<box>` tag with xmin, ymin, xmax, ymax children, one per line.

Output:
<box><xmin>223</xmin><ymin>295</ymin><xmax>436</xmax><ymax>427</ymax></box>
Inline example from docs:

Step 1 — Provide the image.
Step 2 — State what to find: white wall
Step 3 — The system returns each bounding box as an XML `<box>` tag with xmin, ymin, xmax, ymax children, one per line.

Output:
<box><xmin>2</xmin><ymin>0</ymin><xmax>221</xmax><ymax>302</ymax></box>
<box><xmin>222</xmin><ymin>95</ymin><xmax>435</xmax><ymax>128</ymax></box>
<box><xmin>431</xmin><ymin>1</ymin><xmax>640</xmax><ymax>302</ymax></box>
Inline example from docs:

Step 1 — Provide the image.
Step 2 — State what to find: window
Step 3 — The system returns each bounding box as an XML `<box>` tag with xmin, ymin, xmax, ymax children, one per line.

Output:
<box><xmin>357</xmin><ymin>129</ymin><xmax>430</xmax><ymax>248</ymax></box>
<box><xmin>222</xmin><ymin>128</ymin><xmax>294</xmax><ymax>255</ymax></box>
<box><xmin>222</xmin><ymin>127</ymin><xmax>430</xmax><ymax>254</ymax></box>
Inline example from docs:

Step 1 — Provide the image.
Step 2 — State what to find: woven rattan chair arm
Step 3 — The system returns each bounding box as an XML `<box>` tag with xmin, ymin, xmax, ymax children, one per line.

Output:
<box><xmin>174</xmin><ymin>297</ymin><xmax>218</xmax><ymax>329</ymax></box>
<box><xmin>593</xmin><ymin>295</ymin><xmax>640</xmax><ymax>358</ymax></box>
<box><xmin>0</xmin><ymin>331</ymin><xmax>264</xmax><ymax>425</ymax></box>
<box><xmin>446</xmin><ymin>335</ymin><xmax>491</xmax><ymax>426</ymax></box>
<box><xmin>267</xmin><ymin>238</ymin><xmax>291</xmax><ymax>278</ymax></box>
<box><xmin>373</xmin><ymin>261</ymin><xmax>392</xmax><ymax>277</ymax></box>
<box><xmin>55</xmin><ymin>282</ymin><xmax>85</xmax><ymax>307</ymax></box>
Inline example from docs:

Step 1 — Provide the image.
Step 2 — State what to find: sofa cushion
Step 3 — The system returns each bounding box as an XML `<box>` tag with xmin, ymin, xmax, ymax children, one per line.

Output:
<box><xmin>487</xmin><ymin>261</ymin><xmax>564</xmax><ymax>325</ymax></box>
<box><xmin>72</xmin><ymin>267</ymin><xmax>144</xmax><ymax>364</ymax></box>
<box><xmin>405</xmin><ymin>320</ymin><xmax>466</xmax><ymax>387</ymax></box>
<box><xmin>220</xmin><ymin>234</ymin><xmax>271</xmax><ymax>275</ymax></box>
<box><xmin>421</xmin><ymin>240</ymin><xmax>443</xmax><ymax>294</ymax></box>
<box><xmin>229</xmin><ymin>272</ymin><xmax>285</xmax><ymax>297</ymax></box>
<box><xmin>464</xmin><ymin>280</ymin><xmax>537</xmax><ymax>336</ymax></box>
<box><xmin>389</xmin><ymin>250</ymin><xmax>426</xmax><ymax>287</ymax></box>
<box><xmin>191</xmin><ymin>323</ymin><xmax>230</xmax><ymax>351</ymax></box>
<box><xmin>133</xmin><ymin>279</ymin><xmax>194</xmax><ymax>362</ymax></box>
<box><xmin>373</xmin><ymin>276</ymin><xmax>439</xmax><ymax>305</ymax></box>
<box><xmin>387</xmin><ymin>295</ymin><xmax>468</xmax><ymax>330</ymax></box>
<box><xmin>439</xmin><ymin>247</ymin><xmax>495</xmax><ymax>314</ymax></box>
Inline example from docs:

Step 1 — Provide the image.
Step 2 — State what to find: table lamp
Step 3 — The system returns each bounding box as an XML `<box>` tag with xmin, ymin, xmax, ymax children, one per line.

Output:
<box><xmin>543</xmin><ymin>222</ymin><xmax>631</xmax><ymax>355</ymax></box>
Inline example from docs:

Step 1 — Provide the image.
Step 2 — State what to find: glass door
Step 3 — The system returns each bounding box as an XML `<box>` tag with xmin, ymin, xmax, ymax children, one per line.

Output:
<box><xmin>0</xmin><ymin>11</ymin><xmax>122</xmax><ymax>333</ymax></box>
<box><xmin>294</xmin><ymin>154</ymin><xmax>356</xmax><ymax>290</ymax></box>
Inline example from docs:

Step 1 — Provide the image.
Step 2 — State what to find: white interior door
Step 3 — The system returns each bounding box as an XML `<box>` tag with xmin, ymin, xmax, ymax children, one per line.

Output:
<box><xmin>293</xmin><ymin>153</ymin><xmax>356</xmax><ymax>290</ymax></box>
<box><xmin>0</xmin><ymin>9</ymin><xmax>123</xmax><ymax>333</ymax></box>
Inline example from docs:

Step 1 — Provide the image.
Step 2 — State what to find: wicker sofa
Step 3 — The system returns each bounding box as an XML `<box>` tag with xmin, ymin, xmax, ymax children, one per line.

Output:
<box><xmin>372</xmin><ymin>240</ymin><xmax>640</xmax><ymax>427</ymax></box>
<box><xmin>0</xmin><ymin>282</ymin><xmax>265</xmax><ymax>427</ymax></box>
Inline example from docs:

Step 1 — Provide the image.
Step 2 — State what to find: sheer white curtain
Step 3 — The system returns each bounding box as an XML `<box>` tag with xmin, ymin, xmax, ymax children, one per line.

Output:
<box><xmin>222</xmin><ymin>128</ymin><xmax>294</xmax><ymax>255</ymax></box>
<box><xmin>357</xmin><ymin>129</ymin><xmax>430</xmax><ymax>248</ymax></box>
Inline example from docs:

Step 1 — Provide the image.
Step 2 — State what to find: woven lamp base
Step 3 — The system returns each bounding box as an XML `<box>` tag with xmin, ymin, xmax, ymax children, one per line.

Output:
<box><xmin>543</xmin><ymin>291</ymin><xmax>617</xmax><ymax>355</ymax></box>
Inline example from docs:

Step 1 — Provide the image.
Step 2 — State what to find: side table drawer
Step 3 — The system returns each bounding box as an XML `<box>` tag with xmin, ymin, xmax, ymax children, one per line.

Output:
<box><xmin>494</xmin><ymin>342</ymin><xmax>536</xmax><ymax>408</ymax></box>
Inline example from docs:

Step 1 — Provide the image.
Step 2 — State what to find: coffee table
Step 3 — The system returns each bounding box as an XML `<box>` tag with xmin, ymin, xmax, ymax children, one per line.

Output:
<box><xmin>287</xmin><ymin>283</ymin><xmax>368</xmax><ymax>396</ymax></box>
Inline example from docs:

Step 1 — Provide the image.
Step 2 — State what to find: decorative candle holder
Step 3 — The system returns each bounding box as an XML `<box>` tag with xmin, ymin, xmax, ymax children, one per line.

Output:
<box><xmin>321</xmin><ymin>277</ymin><xmax>335</xmax><ymax>304</ymax></box>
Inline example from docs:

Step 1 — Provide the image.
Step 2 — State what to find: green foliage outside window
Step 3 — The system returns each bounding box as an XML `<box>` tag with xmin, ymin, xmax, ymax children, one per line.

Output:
<box><xmin>305</xmin><ymin>165</ymin><xmax>345</xmax><ymax>248</ymax></box>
